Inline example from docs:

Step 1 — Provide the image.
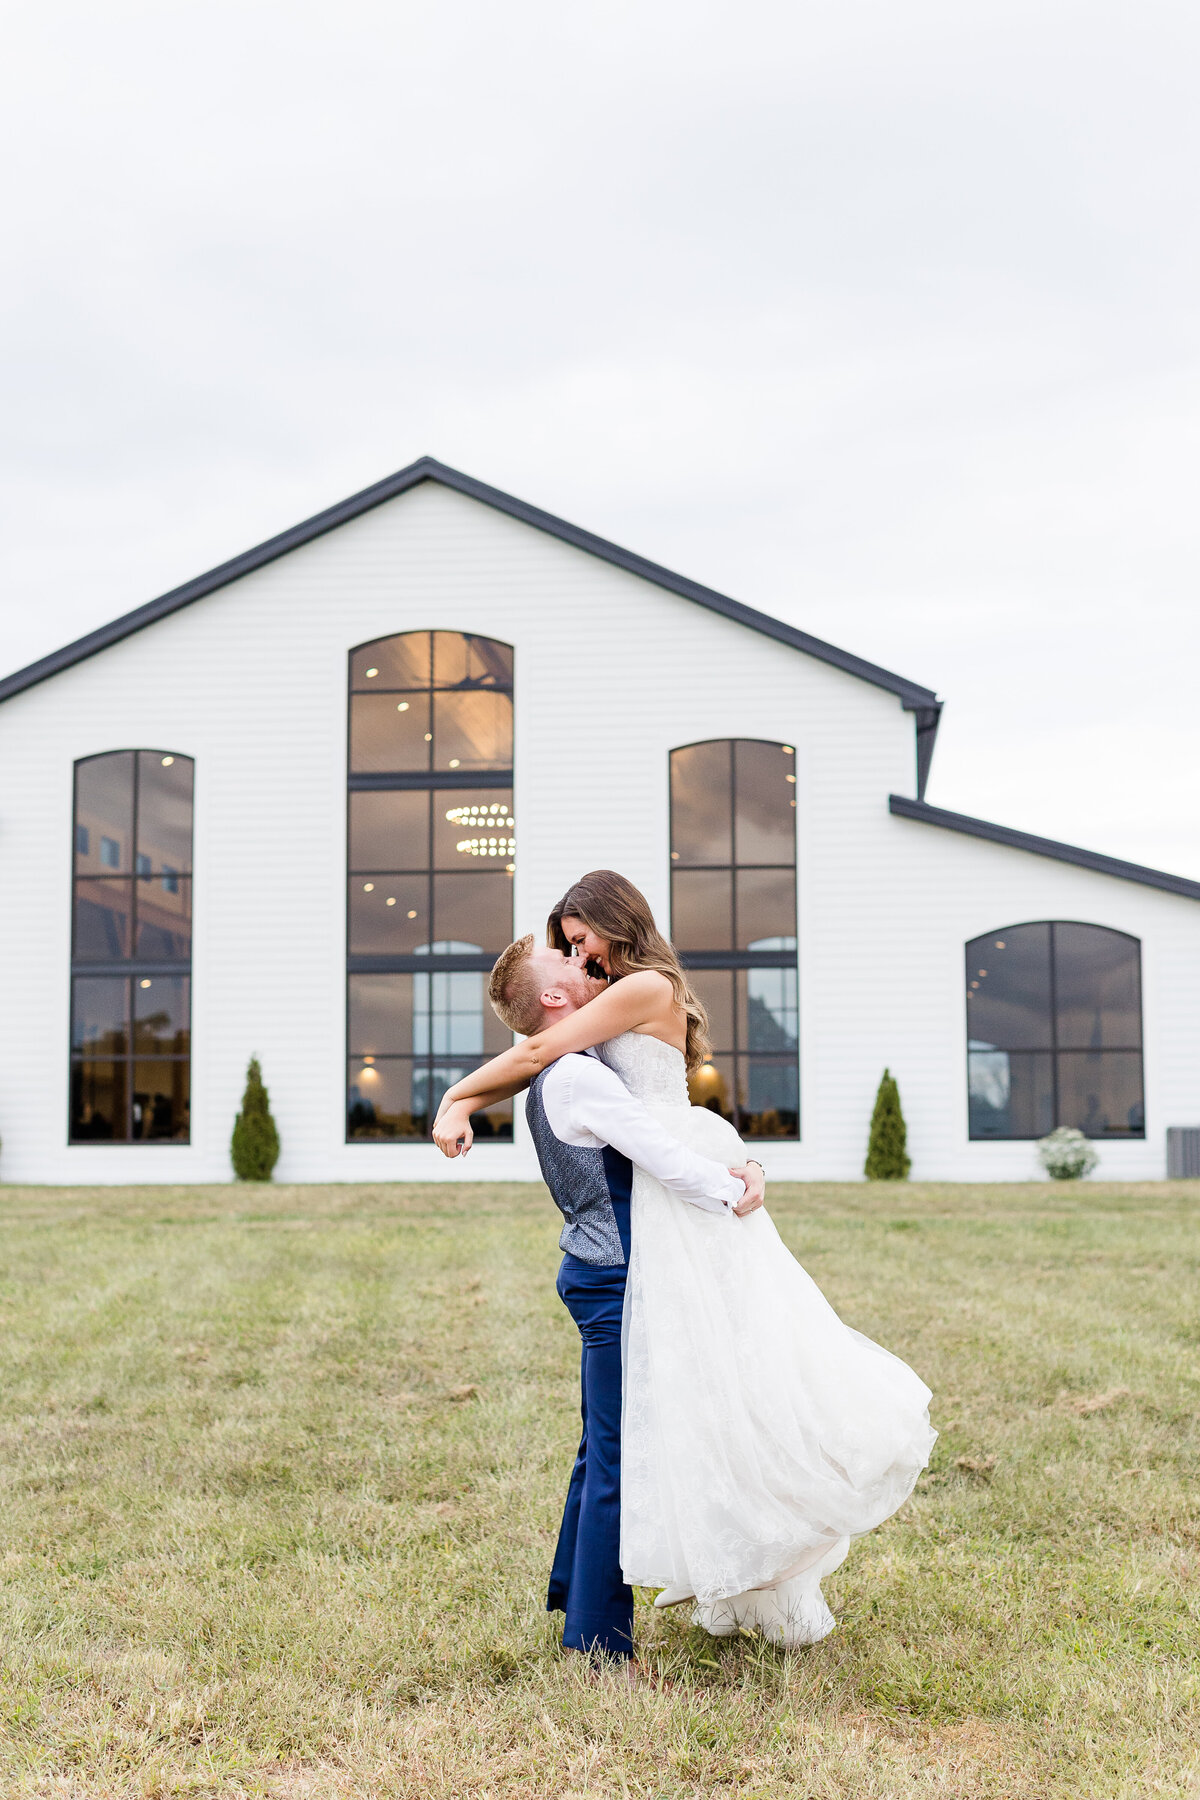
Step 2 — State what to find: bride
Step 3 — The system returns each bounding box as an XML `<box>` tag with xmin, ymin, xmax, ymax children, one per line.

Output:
<box><xmin>432</xmin><ymin>870</ymin><xmax>936</xmax><ymax>1646</ymax></box>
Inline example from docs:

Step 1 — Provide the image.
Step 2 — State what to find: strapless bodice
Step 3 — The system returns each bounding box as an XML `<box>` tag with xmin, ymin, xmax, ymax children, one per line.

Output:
<box><xmin>594</xmin><ymin>1032</ymin><xmax>691</xmax><ymax>1109</ymax></box>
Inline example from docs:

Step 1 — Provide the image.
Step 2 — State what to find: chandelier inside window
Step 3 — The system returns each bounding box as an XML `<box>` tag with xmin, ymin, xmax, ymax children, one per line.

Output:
<box><xmin>445</xmin><ymin>803</ymin><xmax>516</xmax><ymax>858</ymax></box>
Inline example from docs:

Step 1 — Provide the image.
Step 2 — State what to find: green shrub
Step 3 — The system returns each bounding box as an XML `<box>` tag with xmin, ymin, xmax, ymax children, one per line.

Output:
<box><xmin>864</xmin><ymin>1067</ymin><xmax>911</xmax><ymax>1180</ymax></box>
<box><xmin>230</xmin><ymin>1056</ymin><xmax>280</xmax><ymax>1181</ymax></box>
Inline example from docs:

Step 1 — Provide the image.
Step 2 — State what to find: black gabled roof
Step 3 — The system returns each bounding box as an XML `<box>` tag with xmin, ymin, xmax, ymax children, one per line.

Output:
<box><xmin>0</xmin><ymin>455</ymin><xmax>944</xmax><ymax>793</ymax></box>
<box><xmin>889</xmin><ymin>794</ymin><xmax>1200</xmax><ymax>902</ymax></box>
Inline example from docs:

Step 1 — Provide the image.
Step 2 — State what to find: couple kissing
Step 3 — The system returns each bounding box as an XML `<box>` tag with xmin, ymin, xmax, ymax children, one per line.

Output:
<box><xmin>433</xmin><ymin>869</ymin><xmax>936</xmax><ymax>1664</ymax></box>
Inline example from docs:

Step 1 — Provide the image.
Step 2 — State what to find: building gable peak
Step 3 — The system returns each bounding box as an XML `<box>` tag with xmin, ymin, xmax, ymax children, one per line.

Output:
<box><xmin>0</xmin><ymin>454</ymin><xmax>942</xmax><ymax>793</ymax></box>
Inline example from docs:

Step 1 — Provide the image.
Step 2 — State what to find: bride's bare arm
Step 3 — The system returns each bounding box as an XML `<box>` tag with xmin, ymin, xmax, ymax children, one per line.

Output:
<box><xmin>450</xmin><ymin>1076</ymin><xmax>528</xmax><ymax>1112</ymax></box>
<box><xmin>434</xmin><ymin>971</ymin><xmax>674</xmax><ymax>1121</ymax></box>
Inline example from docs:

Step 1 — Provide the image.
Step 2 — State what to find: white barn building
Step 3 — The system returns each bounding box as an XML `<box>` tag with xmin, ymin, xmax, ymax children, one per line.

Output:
<box><xmin>1</xmin><ymin>456</ymin><xmax>1197</xmax><ymax>1185</ymax></box>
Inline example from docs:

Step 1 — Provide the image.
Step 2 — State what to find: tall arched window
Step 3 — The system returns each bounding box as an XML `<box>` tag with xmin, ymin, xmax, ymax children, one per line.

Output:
<box><xmin>669</xmin><ymin>740</ymin><xmax>799</xmax><ymax>1138</ymax></box>
<box><xmin>966</xmin><ymin>921</ymin><xmax>1144</xmax><ymax>1139</ymax></box>
<box><xmin>346</xmin><ymin>631</ymin><xmax>514</xmax><ymax>1141</ymax></box>
<box><xmin>70</xmin><ymin>751</ymin><xmax>193</xmax><ymax>1142</ymax></box>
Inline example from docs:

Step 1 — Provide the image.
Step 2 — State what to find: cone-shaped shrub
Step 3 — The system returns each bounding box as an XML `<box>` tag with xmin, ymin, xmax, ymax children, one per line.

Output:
<box><xmin>864</xmin><ymin>1067</ymin><xmax>911</xmax><ymax>1180</ymax></box>
<box><xmin>231</xmin><ymin>1056</ymin><xmax>280</xmax><ymax>1181</ymax></box>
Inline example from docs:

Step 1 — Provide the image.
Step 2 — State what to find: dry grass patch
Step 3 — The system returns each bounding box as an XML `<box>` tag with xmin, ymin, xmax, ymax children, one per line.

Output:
<box><xmin>0</xmin><ymin>1178</ymin><xmax>1198</xmax><ymax>1798</ymax></box>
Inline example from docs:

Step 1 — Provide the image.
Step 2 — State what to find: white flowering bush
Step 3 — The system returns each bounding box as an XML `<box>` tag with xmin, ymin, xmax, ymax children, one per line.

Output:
<box><xmin>1037</xmin><ymin>1126</ymin><xmax>1098</xmax><ymax>1181</ymax></box>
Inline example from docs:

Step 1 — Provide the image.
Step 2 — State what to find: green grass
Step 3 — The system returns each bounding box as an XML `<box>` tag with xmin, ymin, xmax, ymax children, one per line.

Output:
<box><xmin>0</xmin><ymin>1179</ymin><xmax>1198</xmax><ymax>1799</ymax></box>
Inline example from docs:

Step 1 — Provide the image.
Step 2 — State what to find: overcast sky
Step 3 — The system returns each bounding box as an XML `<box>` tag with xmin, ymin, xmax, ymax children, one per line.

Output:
<box><xmin>2</xmin><ymin>0</ymin><xmax>1197</xmax><ymax>875</ymax></box>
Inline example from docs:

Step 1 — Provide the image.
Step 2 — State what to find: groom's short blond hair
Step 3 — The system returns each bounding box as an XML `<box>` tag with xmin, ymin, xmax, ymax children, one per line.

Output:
<box><xmin>488</xmin><ymin>935</ymin><xmax>545</xmax><ymax>1035</ymax></box>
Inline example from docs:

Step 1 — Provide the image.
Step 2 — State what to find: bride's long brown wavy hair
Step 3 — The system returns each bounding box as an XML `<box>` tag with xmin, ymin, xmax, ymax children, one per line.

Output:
<box><xmin>547</xmin><ymin>869</ymin><xmax>712</xmax><ymax>1072</ymax></box>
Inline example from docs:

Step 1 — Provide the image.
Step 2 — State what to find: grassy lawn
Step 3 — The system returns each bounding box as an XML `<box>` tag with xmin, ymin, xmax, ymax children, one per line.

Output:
<box><xmin>0</xmin><ymin>1179</ymin><xmax>1197</xmax><ymax>1799</ymax></box>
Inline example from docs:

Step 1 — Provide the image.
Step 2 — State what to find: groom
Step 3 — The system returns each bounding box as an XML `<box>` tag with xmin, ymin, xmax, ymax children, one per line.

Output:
<box><xmin>446</xmin><ymin>935</ymin><xmax>764</xmax><ymax>1663</ymax></box>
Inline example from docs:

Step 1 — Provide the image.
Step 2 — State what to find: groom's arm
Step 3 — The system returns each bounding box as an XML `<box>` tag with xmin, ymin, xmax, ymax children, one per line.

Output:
<box><xmin>542</xmin><ymin>1057</ymin><xmax>744</xmax><ymax>1213</ymax></box>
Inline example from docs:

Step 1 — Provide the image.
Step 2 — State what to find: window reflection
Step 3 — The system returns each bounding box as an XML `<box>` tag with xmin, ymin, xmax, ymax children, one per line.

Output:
<box><xmin>135</xmin><ymin>874</ymin><xmax>192</xmax><ymax>960</ymax></box>
<box><xmin>413</xmin><ymin>964</ymin><xmax>511</xmax><ymax>1056</ymax></box>
<box><xmin>965</xmin><ymin>923</ymin><xmax>1143</xmax><ymax>1139</ymax></box>
<box><xmin>688</xmin><ymin>1054</ymin><xmax>734</xmax><ymax>1122</ymax></box>
<box><xmin>432</xmin><ymin>631</ymin><xmax>514</xmax><ymax>688</ymax></box>
<box><xmin>70</xmin><ymin>1060</ymin><xmax>128</xmax><ymax>1141</ymax></box>
<box><xmin>967</xmin><ymin>1047</ymin><xmax>1055</xmax><ymax>1140</ymax></box>
<box><xmin>735</xmin><ymin>868</ymin><xmax>796</xmax><ymax>949</ymax></box>
<box><xmin>432</xmin><ymin>872</ymin><xmax>516</xmax><ymax>947</ymax></box>
<box><xmin>72</xmin><ymin>976</ymin><xmax>130</xmax><ymax>1054</ymax></box>
<box><xmin>965</xmin><ymin>923</ymin><xmax>1052</xmax><ymax>1050</ymax></box>
<box><xmin>136</xmin><ymin>753</ymin><xmax>194</xmax><ymax>873</ymax></box>
<box><xmin>349</xmin><ymin>692</ymin><xmax>433</xmax><ymax>773</ymax></box>
<box><xmin>432</xmin><ymin>790</ymin><xmax>515</xmax><ymax>866</ymax></box>
<box><xmin>133</xmin><ymin>976</ymin><xmax>190</xmax><ymax>1055</ymax></box>
<box><xmin>431</xmin><ymin>691</ymin><xmax>513</xmax><ymax>770</ymax></box>
<box><xmin>348</xmin><ymin>876</ymin><xmax>429</xmax><ymax>953</ymax></box>
<box><xmin>736</xmin><ymin>1056</ymin><xmax>799</xmax><ymax>1138</ymax></box>
<box><xmin>689</xmin><ymin>969</ymin><xmax>734</xmax><ymax>1052</ymax></box>
<box><xmin>347</xmin><ymin>633</ymin><xmax>514</xmax><ymax>1143</ymax></box>
<box><xmin>672</xmin><ymin>871</ymin><xmax>733</xmax><ymax>951</ymax></box>
<box><xmin>348</xmin><ymin>973</ymin><xmax>417</xmax><ymax>1055</ymax></box>
<box><xmin>74</xmin><ymin>879</ymin><xmax>133</xmax><ymax>960</ymax></box>
<box><xmin>74</xmin><ymin>753</ymin><xmax>134</xmax><ymax>874</ymax></box>
<box><xmin>131</xmin><ymin>1060</ymin><xmax>190</xmax><ymax>1140</ymax></box>
<box><xmin>734</xmin><ymin>740</ymin><xmax>796</xmax><ymax>865</ymax></box>
<box><xmin>737</xmin><ymin>964</ymin><xmax>798</xmax><ymax>1051</ymax></box>
<box><xmin>348</xmin><ymin>631</ymin><xmax>514</xmax><ymax>775</ymax></box>
<box><xmin>1053</xmin><ymin>923</ymin><xmax>1141</xmax><ymax>1049</ymax></box>
<box><xmin>346</xmin><ymin>1056</ymin><xmax>512</xmax><ymax>1141</ymax></box>
<box><xmin>671</xmin><ymin>741</ymin><xmax>799</xmax><ymax>1140</ymax></box>
<box><xmin>351</xmin><ymin>633</ymin><xmax>430</xmax><ymax>690</ymax></box>
<box><xmin>70</xmin><ymin>752</ymin><xmax>193</xmax><ymax>1144</ymax></box>
<box><xmin>348</xmin><ymin>790</ymin><xmax>430</xmax><ymax>871</ymax></box>
<box><xmin>1056</xmin><ymin>1050</ymin><xmax>1144</xmax><ymax>1137</ymax></box>
<box><xmin>670</xmin><ymin>741</ymin><xmax>732</xmax><ymax>866</ymax></box>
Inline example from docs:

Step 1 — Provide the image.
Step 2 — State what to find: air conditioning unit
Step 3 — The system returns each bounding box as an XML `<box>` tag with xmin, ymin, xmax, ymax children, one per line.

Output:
<box><xmin>1166</xmin><ymin>1127</ymin><xmax>1200</xmax><ymax>1178</ymax></box>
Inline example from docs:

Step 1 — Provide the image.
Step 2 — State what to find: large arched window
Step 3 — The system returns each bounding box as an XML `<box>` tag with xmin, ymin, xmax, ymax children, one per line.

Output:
<box><xmin>669</xmin><ymin>739</ymin><xmax>799</xmax><ymax>1139</ymax></box>
<box><xmin>346</xmin><ymin>631</ymin><xmax>514</xmax><ymax>1141</ymax></box>
<box><xmin>70</xmin><ymin>751</ymin><xmax>193</xmax><ymax>1142</ymax></box>
<box><xmin>966</xmin><ymin>921</ymin><xmax>1144</xmax><ymax>1139</ymax></box>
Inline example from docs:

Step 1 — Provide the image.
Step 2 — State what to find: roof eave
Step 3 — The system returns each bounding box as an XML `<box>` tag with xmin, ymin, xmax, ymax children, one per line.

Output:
<box><xmin>889</xmin><ymin>794</ymin><xmax>1200</xmax><ymax>901</ymax></box>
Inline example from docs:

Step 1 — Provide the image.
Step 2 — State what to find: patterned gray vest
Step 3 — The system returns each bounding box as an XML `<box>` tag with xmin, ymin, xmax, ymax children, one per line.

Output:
<box><xmin>526</xmin><ymin>1064</ymin><xmax>633</xmax><ymax>1267</ymax></box>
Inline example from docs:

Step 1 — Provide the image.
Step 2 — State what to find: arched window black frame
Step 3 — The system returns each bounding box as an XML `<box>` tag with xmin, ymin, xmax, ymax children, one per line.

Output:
<box><xmin>965</xmin><ymin>920</ymin><xmax>1144</xmax><ymax>1140</ymax></box>
<box><xmin>345</xmin><ymin>630</ymin><xmax>516</xmax><ymax>1143</ymax></box>
<box><xmin>69</xmin><ymin>749</ymin><xmax>194</xmax><ymax>1144</ymax></box>
<box><xmin>669</xmin><ymin>738</ymin><xmax>799</xmax><ymax>1140</ymax></box>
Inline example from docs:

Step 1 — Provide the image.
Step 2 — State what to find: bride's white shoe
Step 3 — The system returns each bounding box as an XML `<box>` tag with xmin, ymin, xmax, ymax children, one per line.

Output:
<box><xmin>652</xmin><ymin>1583</ymin><xmax>695</xmax><ymax>1609</ymax></box>
<box><xmin>692</xmin><ymin>1579</ymin><xmax>836</xmax><ymax>1648</ymax></box>
<box><xmin>690</xmin><ymin>1596</ymin><xmax>742</xmax><ymax>1637</ymax></box>
<box><xmin>691</xmin><ymin>1537</ymin><xmax>849</xmax><ymax>1648</ymax></box>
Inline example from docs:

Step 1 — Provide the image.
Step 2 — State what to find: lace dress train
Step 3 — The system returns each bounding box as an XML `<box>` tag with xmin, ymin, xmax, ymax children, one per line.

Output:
<box><xmin>597</xmin><ymin>1032</ymin><xmax>937</xmax><ymax>1646</ymax></box>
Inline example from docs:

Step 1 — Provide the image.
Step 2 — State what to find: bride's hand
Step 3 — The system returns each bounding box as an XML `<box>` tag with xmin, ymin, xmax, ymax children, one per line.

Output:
<box><xmin>729</xmin><ymin>1164</ymin><xmax>764</xmax><ymax>1216</ymax></box>
<box><xmin>433</xmin><ymin>1101</ymin><xmax>475</xmax><ymax>1158</ymax></box>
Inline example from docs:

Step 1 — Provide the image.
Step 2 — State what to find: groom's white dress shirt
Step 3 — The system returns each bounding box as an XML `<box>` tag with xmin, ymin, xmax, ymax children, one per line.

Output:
<box><xmin>539</xmin><ymin>1051</ymin><xmax>742</xmax><ymax>1214</ymax></box>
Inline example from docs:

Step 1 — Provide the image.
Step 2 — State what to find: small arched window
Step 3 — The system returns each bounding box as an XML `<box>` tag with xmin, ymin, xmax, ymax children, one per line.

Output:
<box><xmin>966</xmin><ymin>921</ymin><xmax>1144</xmax><ymax>1139</ymax></box>
<box><xmin>70</xmin><ymin>750</ymin><xmax>193</xmax><ymax>1142</ymax></box>
<box><xmin>345</xmin><ymin>631</ymin><xmax>515</xmax><ymax>1142</ymax></box>
<box><xmin>669</xmin><ymin>739</ymin><xmax>799</xmax><ymax>1139</ymax></box>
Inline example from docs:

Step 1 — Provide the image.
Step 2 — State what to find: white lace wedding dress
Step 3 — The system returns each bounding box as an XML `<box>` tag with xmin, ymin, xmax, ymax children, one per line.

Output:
<box><xmin>597</xmin><ymin>1031</ymin><xmax>937</xmax><ymax>1647</ymax></box>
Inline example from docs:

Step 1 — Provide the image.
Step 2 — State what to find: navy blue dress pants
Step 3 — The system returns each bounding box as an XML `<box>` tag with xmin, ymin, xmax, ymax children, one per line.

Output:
<box><xmin>547</xmin><ymin>1254</ymin><xmax>634</xmax><ymax>1660</ymax></box>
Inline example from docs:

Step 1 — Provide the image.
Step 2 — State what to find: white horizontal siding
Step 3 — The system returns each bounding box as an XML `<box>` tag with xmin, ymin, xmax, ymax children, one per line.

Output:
<box><xmin>0</xmin><ymin>478</ymin><xmax>1196</xmax><ymax>1183</ymax></box>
